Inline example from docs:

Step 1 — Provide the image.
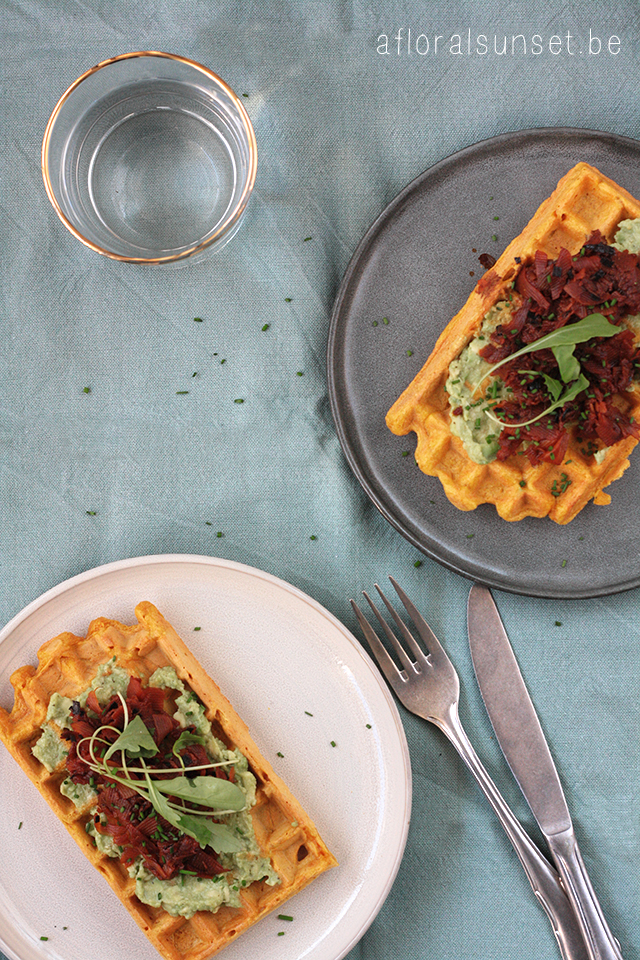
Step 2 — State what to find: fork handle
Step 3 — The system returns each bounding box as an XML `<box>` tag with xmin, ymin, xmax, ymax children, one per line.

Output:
<box><xmin>436</xmin><ymin>703</ymin><xmax>589</xmax><ymax>960</ymax></box>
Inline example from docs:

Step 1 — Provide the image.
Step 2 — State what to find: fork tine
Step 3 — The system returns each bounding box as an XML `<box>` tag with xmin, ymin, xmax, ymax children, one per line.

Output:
<box><xmin>373</xmin><ymin>583</ymin><xmax>429</xmax><ymax>669</ymax></box>
<box><xmin>389</xmin><ymin>576</ymin><xmax>448</xmax><ymax>663</ymax></box>
<box><xmin>359</xmin><ymin>590</ymin><xmax>416</xmax><ymax>674</ymax></box>
<box><xmin>350</xmin><ymin>599</ymin><xmax>403</xmax><ymax>688</ymax></box>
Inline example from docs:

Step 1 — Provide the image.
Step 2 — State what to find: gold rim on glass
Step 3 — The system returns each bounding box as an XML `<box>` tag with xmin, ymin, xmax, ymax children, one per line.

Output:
<box><xmin>41</xmin><ymin>51</ymin><xmax>258</xmax><ymax>264</ymax></box>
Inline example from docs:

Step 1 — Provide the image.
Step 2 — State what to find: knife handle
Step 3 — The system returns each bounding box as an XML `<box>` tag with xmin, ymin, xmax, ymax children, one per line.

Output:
<box><xmin>437</xmin><ymin>704</ymin><xmax>589</xmax><ymax>960</ymax></box>
<box><xmin>547</xmin><ymin>828</ymin><xmax>623</xmax><ymax>960</ymax></box>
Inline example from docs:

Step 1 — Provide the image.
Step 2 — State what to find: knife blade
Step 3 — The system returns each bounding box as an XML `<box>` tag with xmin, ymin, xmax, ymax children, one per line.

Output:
<box><xmin>467</xmin><ymin>583</ymin><xmax>623</xmax><ymax>960</ymax></box>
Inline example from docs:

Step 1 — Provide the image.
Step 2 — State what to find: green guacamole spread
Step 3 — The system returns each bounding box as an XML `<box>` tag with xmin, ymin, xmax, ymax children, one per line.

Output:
<box><xmin>33</xmin><ymin>660</ymin><xmax>279</xmax><ymax>919</ymax></box>
<box><xmin>612</xmin><ymin>218</ymin><xmax>640</xmax><ymax>254</ymax></box>
<box><xmin>445</xmin><ymin>300</ymin><xmax>514</xmax><ymax>464</ymax></box>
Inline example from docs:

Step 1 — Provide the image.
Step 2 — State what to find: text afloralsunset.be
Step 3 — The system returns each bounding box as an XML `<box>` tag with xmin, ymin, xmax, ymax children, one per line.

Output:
<box><xmin>376</xmin><ymin>28</ymin><xmax>621</xmax><ymax>58</ymax></box>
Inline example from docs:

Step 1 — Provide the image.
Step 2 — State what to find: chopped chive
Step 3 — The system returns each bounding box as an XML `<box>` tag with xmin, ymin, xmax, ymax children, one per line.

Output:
<box><xmin>193</xmin><ymin>317</ymin><xmax>203</xmax><ymax>322</ymax></box>
<box><xmin>261</xmin><ymin>323</ymin><xmax>270</xmax><ymax>331</ymax></box>
<box><xmin>278</xmin><ymin>914</ymin><xmax>294</xmax><ymax>921</ymax></box>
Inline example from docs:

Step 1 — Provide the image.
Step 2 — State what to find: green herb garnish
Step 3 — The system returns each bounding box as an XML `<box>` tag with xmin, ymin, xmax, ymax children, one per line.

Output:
<box><xmin>487</xmin><ymin>374</ymin><xmax>589</xmax><ymax>429</ymax></box>
<box><xmin>551</xmin><ymin>472</ymin><xmax>573</xmax><ymax>497</ymax></box>
<box><xmin>476</xmin><ymin>313</ymin><xmax>620</xmax><ymax>429</ymax></box>
<box><xmin>172</xmin><ymin>730</ymin><xmax>207</xmax><ymax>756</ymax></box>
<box><xmin>473</xmin><ymin>313</ymin><xmax>619</xmax><ymax>395</ymax></box>
<box><xmin>75</xmin><ymin>696</ymin><xmax>245</xmax><ymax>854</ymax></box>
<box><xmin>103</xmin><ymin>714</ymin><xmax>158</xmax><ymax>761</ymax></box>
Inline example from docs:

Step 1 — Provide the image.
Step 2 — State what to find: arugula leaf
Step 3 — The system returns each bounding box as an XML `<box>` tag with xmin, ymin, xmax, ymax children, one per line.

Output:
<box><xmin>489</xmin><ymin>373</ymin><xmax>589</xmax><ymax>429</ymax></box>
<box><xmin>551</xmin><ymin>343</ymin><xmax>581</xmax><ymax>383</ymax></box>
<box><xmin>540</xmin><ymin>372</ymin><xmax>564</xmax><ymax>403</ymax></box>
<box><xmin>154</xmin><ymin>774</ymin><xmax>246</xmax><ymax>811</ymax></box>
<box><xmin>104</xmin><ymin>714</ymin><xmax>158</xmax><ymax>761</ymax></box>
<box><xmin>517</xmin><ymin>369</ymin><xmax>564</xmax><ymax>402</ymax></box>
<box><xmin>474</xmin><ymin>312</ymin><xmax>619</xmax><ymax>394</ymax></box>
<box><xmin>144</xmin><ymin>773</ymin><xmax>245</xmax><ymax>852</ymax></box>
<box><xmin>175</xmin><ymin>814</ymin><xmax>246</xmax><ymax>854</ymax></box>
<box><xmin>535</xmin><ymin>373</ymin><xmax>590</xmax><ymax>424</ymax></box>
<box><xmin>144</xmin><ymin>773</ymin><xmax>185</xmax><ymax>828</ymax></box>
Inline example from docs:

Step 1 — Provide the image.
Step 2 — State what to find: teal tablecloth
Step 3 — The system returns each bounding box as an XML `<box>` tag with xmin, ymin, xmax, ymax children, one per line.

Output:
<box><xmin>1</xmin><ymin>2</ymin><xmax>639</xmax><ymax>959</ymax></box>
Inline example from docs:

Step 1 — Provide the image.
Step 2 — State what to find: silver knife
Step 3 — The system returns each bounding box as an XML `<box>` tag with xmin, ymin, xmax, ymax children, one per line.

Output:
<box><xmin>467</xmin><ymin>583</ymin><xmax>624</xmax><ymax>960</ymax></box>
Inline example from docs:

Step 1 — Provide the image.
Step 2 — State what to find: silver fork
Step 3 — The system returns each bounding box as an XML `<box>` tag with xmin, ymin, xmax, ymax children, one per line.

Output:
<box><xmin>351</xmin><ymin>577</ymin><xmax>588</xmax><ymax>960</ymax></box>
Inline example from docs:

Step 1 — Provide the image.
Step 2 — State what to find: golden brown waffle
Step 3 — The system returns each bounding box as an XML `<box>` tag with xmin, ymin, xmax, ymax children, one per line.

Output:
<box><xmin>386</xmin><ymin>162</ymin><xmax>640</xmax><ymax>523</ymax></box>
<box><xmin>0</xmin><ymin>602</ymin><xmax>337</xmax><ymax>960</ymax></box>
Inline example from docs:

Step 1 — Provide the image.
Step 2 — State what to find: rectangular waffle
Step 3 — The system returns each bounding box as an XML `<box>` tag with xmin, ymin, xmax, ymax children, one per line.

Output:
<box><xmin>0</xmin><ymin>601</ymin><xmax>337</xmax><ymax>960</ymax></box>
<box><xmin>386</xmin><ymin>162</ymin><xmax>640</xmax><ymax>523</ymax></box>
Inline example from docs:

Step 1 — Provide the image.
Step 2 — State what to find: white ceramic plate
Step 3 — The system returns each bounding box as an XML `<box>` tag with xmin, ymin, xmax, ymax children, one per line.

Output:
<box><xmin>0</xmin><ymin>555</ymin><xmax>411</xmax><ymax>960</ymax></box>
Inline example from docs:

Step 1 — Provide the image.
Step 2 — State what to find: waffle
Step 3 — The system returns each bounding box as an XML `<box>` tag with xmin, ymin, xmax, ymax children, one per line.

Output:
<box><xmin>0</xmin><ymin>602</ymin><xmax>337</xmax><ymax>960</ymax></box>
<box><xmin>386</xmin><ymin>162</ymin><xmax>640</xmax><ymax>523</ymax></box>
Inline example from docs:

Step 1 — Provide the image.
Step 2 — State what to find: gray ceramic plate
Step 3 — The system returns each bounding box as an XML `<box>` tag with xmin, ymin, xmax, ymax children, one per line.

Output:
<box><xmin>328</xmin><ymin>127</ymin><xmax>640</xmax><ymax>599</ymax></box>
